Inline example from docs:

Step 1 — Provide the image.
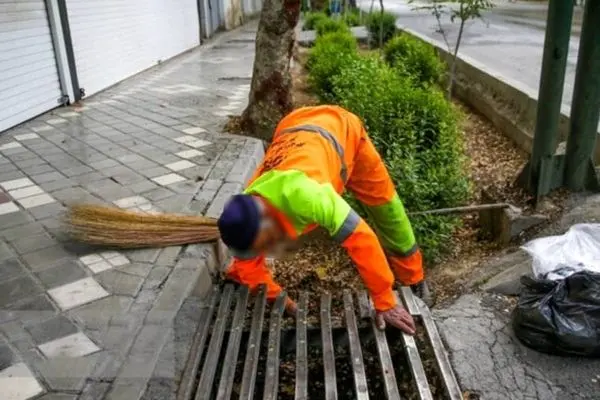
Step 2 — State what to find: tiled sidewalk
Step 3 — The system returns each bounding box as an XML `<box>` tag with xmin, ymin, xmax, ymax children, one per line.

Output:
<box><xmin>0</xmin><ymin>22</ymin><xmax>263</xmax><ymax>400</ymax></box>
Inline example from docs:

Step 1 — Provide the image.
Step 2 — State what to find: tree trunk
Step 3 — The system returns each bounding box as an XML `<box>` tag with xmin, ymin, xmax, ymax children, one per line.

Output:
<box><xmin>240</xmin><ymin>0</ymin><xmax>301</xmax><ymax>141</ymax></box>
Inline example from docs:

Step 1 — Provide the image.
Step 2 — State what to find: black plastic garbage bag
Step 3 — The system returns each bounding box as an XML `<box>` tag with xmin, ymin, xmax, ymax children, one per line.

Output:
<box><xmin>512</xmin><ymin>271</ymin><xmax>600</xmax><ymax>357</ymax></box>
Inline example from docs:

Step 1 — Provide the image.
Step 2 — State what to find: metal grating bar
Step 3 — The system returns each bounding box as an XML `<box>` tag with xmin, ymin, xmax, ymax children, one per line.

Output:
<box><xmin>321</xmin><ymin>293</ymin><xmax>338</xmax><ymax>400</ymax></box>
<box><xmin>399</xmin><ymin>286</ymin><xmax>421</xmax><ymax>316</ymax></box>
<box><xmin>295</xmin><ymin>292</ymin><xmax>309</xmax><ymax>400</ymax></box>
<box><xmin>417</xmin><ymin>297</ymin><xmax>463</xmax><ymax>400</ymax></box>
<box><xmin>195</xmin><ymin>284</ymin><xmax>234</xmax><ymax>400</ymax></box>
<box><xmin>363</xmin><ymin>291</ymin><xmax>402</xmax><ymax>400</ymax></box>
<box><xmin>239</xmin><ymin>286</ymin><xmax>267</xmax><ymax>400</ymax></box>
<box><xmin>394</xmin><ymin>291</ymin><xmax>433</xmax><ymax>400</ymax></box>
<box><xmin>215</xmin><ymin>286</ymin><xmax>250</xmax><ymax>400</ymax></box>
<box><xmin>343</xmin><ymin>291</ymin><xmax>369</xmax><ymax>400</ymax></box>
<box><xmin>177</xmin><ymin>288</ymin><xmax>219</xmax><ymax>400</ymax></box>
<box><xmin>357</xmin><ymin>291</ymin><xmax>372</xmax><ymax>319</ymax></box>
<box><xmin>263</xmin><ymin>292</ymin><xmax>287</xmax><ymax>400</ymax></box>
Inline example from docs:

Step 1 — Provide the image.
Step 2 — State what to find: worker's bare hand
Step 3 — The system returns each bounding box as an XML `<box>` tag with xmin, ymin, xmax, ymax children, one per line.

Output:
<box><xmin>376</xmin><ymin>305</ymin><xmax>416</xmax><ymax>335</ymax></box>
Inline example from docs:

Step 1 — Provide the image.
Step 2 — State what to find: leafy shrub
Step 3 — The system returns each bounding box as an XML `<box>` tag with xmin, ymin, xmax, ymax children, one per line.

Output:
<box><xmin>342</xmin><ymin>9</ymin><xmax>361</xmax><ymax>27</ymax></box>
<box><xmin>303</xmin><ymin>12</ymin><xmax>328</xmax><ymax>31</ymax></box>
<box><xmin>330</xmin><ymin>56</ymin><xmax>470</xmax><ymax>260</ymax></box>
<box><xmin>365</xmin><ymin>11</ymin><xmax>397</xmax><ymax>46</ymax></box>
<box><xmin>307</xmin><ymin>31</ymin><xmax>360</xmax><ymax>102</ymax></box>
<box><xmin>383</xmin><ymin>34</ymin><xmax>444</xmax><ymax>86</ymax></box>
<box><xmin>315</xmin><ymin>17</ymin><xmax>350</xmax><ymax>37</ymax></box>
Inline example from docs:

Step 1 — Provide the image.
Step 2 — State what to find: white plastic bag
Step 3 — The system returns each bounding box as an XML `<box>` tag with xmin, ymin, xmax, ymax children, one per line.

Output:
<box><xmin>521</xmin><ymin>223</ymin><xmax>600</xmax><ymax>280</ymax></box>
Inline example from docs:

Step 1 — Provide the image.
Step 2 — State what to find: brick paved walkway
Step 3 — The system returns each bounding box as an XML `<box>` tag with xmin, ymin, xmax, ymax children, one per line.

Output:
<box><xmin>0</xmin><ymin>22</ymin><xmax>263</xmax><ymax>400</ymax></box>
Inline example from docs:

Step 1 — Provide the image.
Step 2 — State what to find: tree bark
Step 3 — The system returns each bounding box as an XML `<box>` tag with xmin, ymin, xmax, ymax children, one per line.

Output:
<box><xmin>240</xmin><ymin>0</ymin><xmax>301</xmax><ymax>141</ymax></box>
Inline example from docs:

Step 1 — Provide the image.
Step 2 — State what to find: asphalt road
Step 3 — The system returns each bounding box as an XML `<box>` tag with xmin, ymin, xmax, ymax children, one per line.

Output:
<box><xmin>358</xmin><ymin>0</ymin><xmax>584</xmax><ymax>109</ymax></box>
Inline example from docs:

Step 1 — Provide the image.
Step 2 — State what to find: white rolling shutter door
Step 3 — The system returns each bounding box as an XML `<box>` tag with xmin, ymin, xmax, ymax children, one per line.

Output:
<box><xmin>0</xmin><ymin>0</ymin><xmax>63</xmax><ymax>133</ymax></box>
<box><xmin>66</xmin><ymin>0</ymin><xmax>200</xmax><ymax>97</ymax></box>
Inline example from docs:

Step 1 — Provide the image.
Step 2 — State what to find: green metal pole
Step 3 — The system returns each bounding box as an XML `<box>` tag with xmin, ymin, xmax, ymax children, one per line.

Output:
<box><xmin>526</xmin><ymin>0</ymin><xmax>574</xmax><ymax>197</ymax></box>
<box><xmin>564</xmin><ymin>0</ymin><xmax>600</xmax><ymax>191</ymax></box>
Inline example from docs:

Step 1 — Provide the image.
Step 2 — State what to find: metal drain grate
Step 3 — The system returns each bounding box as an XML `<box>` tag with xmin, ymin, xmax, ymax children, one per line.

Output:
<box><xmin>178</xmin><ymin>284</ymin><xmax>462</xmax><ymax>400</ymax></box>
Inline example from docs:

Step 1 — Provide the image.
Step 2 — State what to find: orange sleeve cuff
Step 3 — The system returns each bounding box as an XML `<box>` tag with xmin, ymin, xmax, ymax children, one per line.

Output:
<box><xmin>225</xmin><ymin>255</ymin><xmax>283</xmax><ymax>300</ymax></box>
<box><xmin>341</xmin><ymin>219</ymin><xmax>398</xmax><ymax>312</ymax></box>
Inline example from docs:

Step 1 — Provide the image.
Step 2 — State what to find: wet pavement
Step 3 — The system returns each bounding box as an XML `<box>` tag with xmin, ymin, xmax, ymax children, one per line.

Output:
<box><xmin>0</xmin><ymin>21</ymin><xmax>262</xmax><ymax>400</ymax></box>
<box><xmin>358</xmin><ymin>0</ymin><xmax>584</xmax><ymax>109</ymax></box>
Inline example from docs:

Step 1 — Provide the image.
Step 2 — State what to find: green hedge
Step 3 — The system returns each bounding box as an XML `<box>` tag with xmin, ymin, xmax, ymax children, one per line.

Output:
<box><xmin>329</xmin><ymin>57</ymin><xmax>469</xmax><ymax>260</ymax></box>
<box><xmin>306</xmin><ymin>31</ymin><xmax>359</xmax><ymax>102</ymax></box>
<box><xmin>315</xmin><ymin>18</ymin><xmax>351</xmax><ymax>37</ymax></box>
<box><xmin>365</xmin><ymin>11</ymin><xmax>397</xmax><ymax>46</ymax></box>
<box><xmin>342</xmin><ymin>10</ymin><xmax>361</xmax><ymax>27</ymax></box>
<box><xmin>303</xmin><ymin>12</ymin><xmax>329</xmax><ymax>31</ymax></box>
<box><xmin>383</xmin><ymin>35</ymin><xmax>444</xmax><ymax>86</ymax></box>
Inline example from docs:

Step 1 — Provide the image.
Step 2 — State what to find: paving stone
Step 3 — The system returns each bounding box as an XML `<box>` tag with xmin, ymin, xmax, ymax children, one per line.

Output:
<box><xmin>105</xmin><ymin>379</ymin><xmax>148</xmax><ymax>400</ymax></box>
<box><xmin>0</xmin><ymin>276</ymin><xmax>43</xmax><ymax>307</ymax></box>
<box><xmin>68</xmin><ymin>295</ymin><xmax>133</xmax><ymax>331</ymax></box>
<box><xmin>0</xmin><ymin>210</ymin><xmax>34</xmax><ymax>229</ymax></box>
<box><xmin>48</xmin><ymin>277</ymin><xmax>110</xmax><ymax>311</ymax></box>
<box><xmin>35</xmin><ymin>260</ymin><xmax>88</xmax><ymax>290</ymax></box>
<box><xmin>0</xmin><ymin>343</ymin><xmax>17</xmax><ymax>370</ymax></box>
<box><xmin>22</xmin><ymin>245</ymin><xmax>72</xmax><ymax>272</ymax></box>
<box><xmin>0</xmin><ymin>201</ymin><xmax>19</xmax><ymax>216</ymax></box>
<box><xmin>145</xmin><ymin>269</ymin><xmax>200</xmax><ymax>324</ymax></box>
<box><xmin>18</xmin><ymin>346</ymin><xmax>45</xmax><ymax>367</ymax></box>
<box><xmin>30</xmin><ymin>171</ymin><xmax>65</xmax><ymax>184</ymax></box>
<box><xmin>129</xmin><ymin>180</ymin><xmax>159</xmax><ymax>194</ymax></box>
<box><xmin>38</xmin><ymin>178</ymin><xmax>75</xmax><ymax>192</ymax></box>
<box><xmin>0</xmin><ymin>362</ymin><xmax>45</xmax><ymax>399</ymax></box>
<box><xmin>50</xmin><ymin>187</ymin><xmax>98</xmax><ymax>205</ymax></box>
<box><xmin>0</xmin><ymin>320</ymin><xmax>29</xmax><ymax>341</ymax></box>
<box><xmin>142</xmin><ymin>267</ymin><xmax>171</xmax><ymax>290</ymax></box>
<box><xmin>91</xmin><ymin>324</ymin><xmax>139</xmax><ymax>354</ymax></box>
<box><xmin>21</xmin><ymin>163</ymin><xmax>56</xmax><ymax>176</ymax></box>
<box><xmin>10</xmin><ymin>233</ymin><xmax>56</xmax><ymax>255</ymax></box>
<box><xmin>4</xmin><ymin>294</ymin><xmax>57</xmax><ymax>326</ymax></box>
<box><xmin>201</xmin><ymin>178</ymin><xmax>223</xmax><ymax>191</ymax></box>
<box><xmin>152</xmin><ymin>173</ymin><xmax>185</xmax><ymax>186</ymax></box>
<box><xmin>61</xmin><ymin>165</ymin><xmax>94</xmax><ymax>177</ymax></box>
<box><xmin>141</xmin><ymin>187</ymin><xmax>175</xmax><ymax>202</ymax></box>
<box><xmin>139</xmin><ymin>166</ymin><xmax>171</xmax><ymax>178</ymax></box>
<box><xmin>78</xmin><ymin>381</ymin><xmax>111</xmax><ymax>400</ymax></box>
<box><xmin>88</xmin><ymin>350</ymin><xmax>126</xmax><ymax>382</ymax></box>
<box><xmin>38</xmin><ymin>332</ymin><xmax>100</xmax><ymax>358</ymax></box>
<box><xmin>0</xmin><ymin>258</ymin><xmax>27</xmax><ymax>281</ymax></box>
<box><xmin>0</xmin><ymin>170</ymin><xmax>26</xmax><ymax>183</ymax></box>
<box><xmin>28</xmin><ymin>202</ymin><xmax>65</xmax><ymax>220</ymax></box>
<box><xmin>17</xmin><ymin>193</ymin><xmax>56</xmax><ymax>209</ymax></box>
<box><xmin>114</xmin><ymin>262</ymin><xmax>152</xmax><ymax>278</ymax></box>
<box><xmin>96</xmin><ymin>270</ymin><xmax>144</xmax><ymax>297</ymax></box>
<box><xmin>90</xmin><ymin>159</ymin><xmax>120</xmax><ymax>170</ymax></box>
<box><xmin>155</xmin><ymin>247</ymin><xmax>182</xmax><ymax>267</ymax></box>
<box><xmin>25</xmin><ymin>315</ymin><xmax>76</xmax><ymax>346</ymax></box>
<box><xmin>125</xmin><ymin>248</ymin><xmax>161</xmax><ymax>264</ymax></box>
<box><xmin>202</xmin><ymin>185</ymin><xmax>238</xmax><ymax>218</ymax></box>
<box><xmin>36</xmin><ymin>393</ymin><xmax>78</xmax><ymax>400</ymax></box>
<box><xmin>33</xmin><ymin>355</ymin><xmax>99</xmax><ymax>392</ymax></box>
<box><xmin>1</xmin><ymin>222</ymin><xmax>46</xmax><ymax>242</ymax></box>
<box><xmin>70</xmin><ymin>171</ymin><xmax>106</xmax><ymax>185</ymax></box>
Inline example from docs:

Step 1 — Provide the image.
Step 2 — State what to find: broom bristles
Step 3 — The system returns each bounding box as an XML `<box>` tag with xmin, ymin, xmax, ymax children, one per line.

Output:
<box><xmin>66</xmin><ymin>204</ymin><xmax>221</xmax><ymax>249</ymax></box>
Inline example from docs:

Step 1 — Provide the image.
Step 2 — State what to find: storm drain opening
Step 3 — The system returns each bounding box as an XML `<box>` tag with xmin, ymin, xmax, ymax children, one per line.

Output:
<box><xmin>178</xmin><ymin>284</ymin><xmax>462</xmax><ymax>400</ymax></box>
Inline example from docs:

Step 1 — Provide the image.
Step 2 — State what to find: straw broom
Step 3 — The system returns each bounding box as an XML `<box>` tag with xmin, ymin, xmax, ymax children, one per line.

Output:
<box><xmin>66</xmin><ymin>204</ymin><xmax>220</xmax><ymax>249</ymax></box>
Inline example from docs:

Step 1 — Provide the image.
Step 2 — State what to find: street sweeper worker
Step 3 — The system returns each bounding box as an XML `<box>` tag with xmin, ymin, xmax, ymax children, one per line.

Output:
<box><xmin>217</xmin><ymin>105</ymin><xmax>431</xmax><ymax>336</ymax></box>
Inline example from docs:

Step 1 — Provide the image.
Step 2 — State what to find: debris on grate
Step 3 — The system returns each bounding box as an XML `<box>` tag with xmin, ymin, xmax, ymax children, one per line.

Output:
<box><xmin>178</xmin><ymin>284</ymin><xmax>462</xmax><ymax>400</ymax></box>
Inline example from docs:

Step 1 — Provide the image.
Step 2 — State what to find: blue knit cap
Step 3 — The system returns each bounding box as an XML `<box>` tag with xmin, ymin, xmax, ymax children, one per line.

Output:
<box><xmin>218</xmin><ymin>194</ymin><xmax>260</xmax><ymax>252</ymax></box>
